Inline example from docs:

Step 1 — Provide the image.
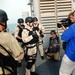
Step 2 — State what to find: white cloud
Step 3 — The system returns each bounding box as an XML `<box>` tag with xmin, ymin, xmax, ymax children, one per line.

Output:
<box><xmin>0</xmin><ymin>0</ymin><xmax>30</xmax><ymax>24</ymax></box>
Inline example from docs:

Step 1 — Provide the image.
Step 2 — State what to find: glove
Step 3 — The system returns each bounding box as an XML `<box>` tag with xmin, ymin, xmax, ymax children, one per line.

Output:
<box><xmin>33</xmin><ymin>27</ymin><xmax>39</xmax><ymax>31</ymax></box>
<box><xmin>40</xmin><ymin>34</ymin><xmax>44</xmax><ymax>38</ymax></box>
<box><xmin>17</xmin><ymin>62</ymin><xmax>22</xmax><ymax>67</ymax></box>
<box><xmin>40</xmin><ymin>30</ymin><xmax>42</xmax><ymax>34</ymax></box>
<box><xmin>41</xmin><ymin>56</ymin><xmax>44</xmax><ymax>60</ymax></box>
<box><xmin>32</xmin><ymin>33</ymin><xmax>38</xmax><ymax>38</ymax></box>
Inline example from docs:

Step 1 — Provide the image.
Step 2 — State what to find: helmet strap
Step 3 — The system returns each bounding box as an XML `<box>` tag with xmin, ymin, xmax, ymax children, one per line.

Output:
<box><xmin>0</xmin><ymin>22</ymin><xmax>7</xmax><ymax>29</ymax></box>
<box><xmin>29</xmin><ymin>23</ymin><xmax>33</xmax><ymax>27</ymax></box>
<box><xmin>0</xmin><ymin>23</ymin><xmax>5</xmax><ymax>27</ymax></box>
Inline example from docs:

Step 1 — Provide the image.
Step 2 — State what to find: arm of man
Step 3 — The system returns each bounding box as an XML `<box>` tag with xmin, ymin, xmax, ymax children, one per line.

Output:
<box><xmin>0</xmin><ymin>32</ymin><xmax>24</xmax><ymax>61</ymax></box>
<box><xmin>61</xmin><ymin>25</ymin><xmax>75</xmax><ymax>42</ymax></box>
<box><xmin>14</xmin><ymin>27</ymin><xmax>19</xmax><ymax>38</ymax></box>
<box><xmin>39</xmin><ymin>24</ymin><xmax>45</xmax><ymax>33</ymax></box>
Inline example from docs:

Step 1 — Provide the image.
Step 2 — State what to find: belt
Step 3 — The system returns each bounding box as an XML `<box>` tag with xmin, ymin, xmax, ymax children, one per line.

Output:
<box><xmin>26</xmin><ymin>44</ymin><xmax>36</xmax><ymax>48</ymax></box>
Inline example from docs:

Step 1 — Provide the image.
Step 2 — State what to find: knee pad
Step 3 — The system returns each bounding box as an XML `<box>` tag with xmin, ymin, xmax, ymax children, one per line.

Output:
<box><xmin>32</xmin><ymin>59</ymin><xmax>36</xmax><ymax>64</ymax></box>
<box><xmin>26</xmin><ymin>59</ymin><xmax>36</xmax><ymax>69</ymax></box>
<box><xmin>26</xmin><ymin>62</ymin><xmax>33</xmax><ymax>69</ymax></box>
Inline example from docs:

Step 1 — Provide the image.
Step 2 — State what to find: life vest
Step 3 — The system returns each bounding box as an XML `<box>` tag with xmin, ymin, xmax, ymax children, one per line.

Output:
<box><xmin>16</xmin><ymin>25</ymin><xmax>25</xmax><ymax>42</ymax></box>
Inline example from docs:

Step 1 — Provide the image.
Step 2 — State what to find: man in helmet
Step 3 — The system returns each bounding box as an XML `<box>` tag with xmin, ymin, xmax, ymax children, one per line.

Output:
<box><xmin>0</xmin><ymin>9</ymin><xmax>24</xmax><ymax>75</ymax></box>
<box><xmin>14</xmin><ymin>18</ymin><xmax>25</xmax><ymax>74</ymax></box>
<box><xmin>22</xmin><ymin>17</ymin><xmax>39</xmax><ymax>75</ymax></box>
<box><xmin>32</xmin><ymin>17</ymin><xmax>45</xmax><ymax>60</ymax></box>
<box><xmin>14</xmin><ymin>18</ymin><xmax>25</xmax><ymax>44</ymax></box>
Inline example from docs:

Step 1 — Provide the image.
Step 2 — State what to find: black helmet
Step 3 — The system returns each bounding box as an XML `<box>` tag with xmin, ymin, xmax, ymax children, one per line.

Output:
<box><xmin>33</xmin><ymin>17</ymin><xmax>38</xmax><ymax>22</ymax></box>
<box><xmin>25</xmin><ymin>17</ymin><xmax>33</xmax><ymax>23</ymax></box>
<box><xmin>18</xmin><ymin>18</ymin><xmax>24</xmax><ymax>23</ymax></box>
<box><xmin>0</xmin><ymin>9</ymin><xmax>8</xmax><ymax>22</ymax></box>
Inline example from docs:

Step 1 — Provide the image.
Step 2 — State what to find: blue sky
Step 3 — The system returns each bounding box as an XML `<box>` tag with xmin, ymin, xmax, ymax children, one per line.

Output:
<box><xmin>0</xmin><ymin>0</ymin><xmax>30</xmax><ymax>24</ymax></box>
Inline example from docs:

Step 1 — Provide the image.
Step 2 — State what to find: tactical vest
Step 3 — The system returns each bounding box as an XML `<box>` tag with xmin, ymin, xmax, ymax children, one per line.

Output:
<box><xmin>33</xmin><ymin>26</ymin><xmax>39</xmax><ymax>31</ymax></box>
<box><xmin>16</xmin><ymin>25</ymin><xmax>25</xmax><ymax>42</ymax></box>
<box><xmin>22</xmin><ymin>28</ymin><xmax>39</xmax><ymax>46</ymax></box>
<box><xmin>33</xmin><ymin>25</ymin><xmax>44</xmax><ymax>38</ymax></box>
<box><xmin>49</xmin><ymin>36</ymin><xmax>60</xmax><ymax>50</ymax></box>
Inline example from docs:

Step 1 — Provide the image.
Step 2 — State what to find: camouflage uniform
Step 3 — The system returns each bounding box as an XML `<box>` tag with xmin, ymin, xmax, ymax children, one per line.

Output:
<box><xmin>33</xmin><ymin>17</ymin><xmax>45</xmax><ymax>60</ymax></box>
<box><xmin>0</xmin><ymin>30</ymin><xmax>24</xmax><ymax>74</ymax></box>
<box><xmin>14</xmin><ymin>18</ymin><xmax>25</xmax><ymax>74</ymax></box>
<box><xmin>22</xmin><ymin>17</ymin><xmax>39</xmax><ymax>75</ymax></box>
<box><xmin>33</xmin><ymin>24</ymin><xmax>45</xmax><ymax>59</ymax></box>
<box><xmin>14</xmin><ymin>18</ymin><xmax>25</xmax><ymax>47</ymax></box>
<box><xmin>0</xmin><ymin>9</ymin><xmax>24</xmax><ymax>75</ymax></box>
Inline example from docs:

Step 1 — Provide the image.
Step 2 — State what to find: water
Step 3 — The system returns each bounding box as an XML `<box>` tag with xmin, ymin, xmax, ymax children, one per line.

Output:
<box><xmin>7</xmin><ymin>23</ymin><xmax>17</xmax><ymax>34</ymax></box>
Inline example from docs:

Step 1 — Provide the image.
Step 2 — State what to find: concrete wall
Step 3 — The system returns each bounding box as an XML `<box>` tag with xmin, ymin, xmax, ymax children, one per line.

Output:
<box><xmin>72</xmin><ymin>0</ymin><xmax>75</xmax><ymax>11</ymax></box>
<box><xmin>33</xmin><ymin>0</ymin><xmax>40</xmax><ymax>22</ymax></box>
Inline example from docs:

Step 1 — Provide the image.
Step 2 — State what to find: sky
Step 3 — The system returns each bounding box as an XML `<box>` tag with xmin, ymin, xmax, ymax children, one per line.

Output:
<box><xmin>0</xmin><ymin>0</ymin><xmax>30</xmax><ymax>24</ymax></box>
